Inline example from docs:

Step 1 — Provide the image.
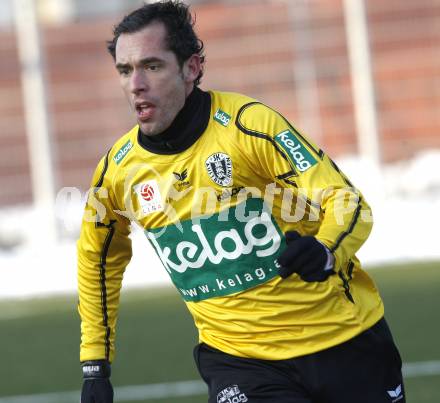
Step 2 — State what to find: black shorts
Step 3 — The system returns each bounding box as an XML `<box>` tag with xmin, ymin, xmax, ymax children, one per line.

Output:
<box><xmin>193</xmin><ymin>318</ymin><xmax>405</xmax><ymax>403</ymax></box>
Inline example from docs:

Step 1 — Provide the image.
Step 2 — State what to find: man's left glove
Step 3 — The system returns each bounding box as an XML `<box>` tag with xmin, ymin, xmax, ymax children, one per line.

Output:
<box><xmin>81</xmin><ymin>360</ymin><xmax>113</xmax><ymax>403</ymax></box>
<box><xmin>277</xmin><ymin>231</ymin><xmax>334</xmax><ymax>282</ymax></box>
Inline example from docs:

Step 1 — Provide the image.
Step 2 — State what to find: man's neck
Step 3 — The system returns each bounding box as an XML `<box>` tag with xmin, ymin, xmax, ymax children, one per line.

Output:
<box><xmin>137</xmin><ymin>86</ymin><xmax>211</xmax><ymax>155</ymax></box>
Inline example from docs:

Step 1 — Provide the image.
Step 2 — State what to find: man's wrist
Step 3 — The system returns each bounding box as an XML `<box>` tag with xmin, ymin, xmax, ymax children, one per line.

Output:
<box><xmin>82</xmin><ymin>360</ymin><xmax>111</xmax><ymax>379</ymax></box>
<box><xmin>316</xmin><ymin>239</ymin><xmax>335</xmax><ymax>271</ymax></box>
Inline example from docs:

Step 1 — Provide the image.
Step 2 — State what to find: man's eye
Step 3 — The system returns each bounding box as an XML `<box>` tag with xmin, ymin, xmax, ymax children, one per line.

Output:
<box><xmin>147</xmin><ymin>65</ymin><xmax>160</xmax><ymax>71</ymax></box>
<box><xmin>118</xmin><ymin>69</ymin><xmax>130</xmax><ymax>76</ymax></box>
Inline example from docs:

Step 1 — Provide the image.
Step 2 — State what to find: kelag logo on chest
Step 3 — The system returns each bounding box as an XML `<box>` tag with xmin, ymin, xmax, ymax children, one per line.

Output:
<box><xmin>146</xmin><ymin>198</ymin><xmax>285</xmax><ymax>302</ymax></box>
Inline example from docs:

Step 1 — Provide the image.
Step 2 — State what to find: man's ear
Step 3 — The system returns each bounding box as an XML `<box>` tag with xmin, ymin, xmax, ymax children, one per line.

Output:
<box><xmin>182</xmin><ymin>54</ymin><xmax>202</xmax><ymax>83</ymax></box>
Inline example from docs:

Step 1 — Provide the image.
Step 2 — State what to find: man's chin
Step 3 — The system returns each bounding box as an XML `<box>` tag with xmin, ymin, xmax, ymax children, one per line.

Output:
<box><xmin>138</xmin><ymin>122</ymin><xmax>158</xmax><ymax>137</ymax></box>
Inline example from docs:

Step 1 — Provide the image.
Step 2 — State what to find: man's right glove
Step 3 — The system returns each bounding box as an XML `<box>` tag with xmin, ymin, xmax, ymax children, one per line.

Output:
<box><xmin>81</xmin><ymin>360</ymin><xmax>113</xmax><ymax>403</ymax></box>
<box><xmin>277</xmin><ymin>231</ymin><xmax>335</xmax><ymax>282</ymax></box>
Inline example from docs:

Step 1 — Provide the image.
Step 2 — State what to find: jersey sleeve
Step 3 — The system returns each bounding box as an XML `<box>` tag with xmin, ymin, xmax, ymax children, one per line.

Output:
<box><xmin>77</xmin><ymin>151</ymin><xmax>132</xmax><ymax>363</ymax></box>
<box><xmin>237</xmin><ymin>102</ymin><xmax>373</xmax><ymax>271</ymax></box>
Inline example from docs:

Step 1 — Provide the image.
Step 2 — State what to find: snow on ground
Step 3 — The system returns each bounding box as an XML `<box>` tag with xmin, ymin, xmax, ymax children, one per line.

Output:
<box><xmin>0</xmin><ymin>151</ymin><xmax>439</xmax><ymax>299</ymax></box>
<box><xmin>339</xmin><ymin>151</ymin><xmax>440</xmax><ymax>265</ymax></box>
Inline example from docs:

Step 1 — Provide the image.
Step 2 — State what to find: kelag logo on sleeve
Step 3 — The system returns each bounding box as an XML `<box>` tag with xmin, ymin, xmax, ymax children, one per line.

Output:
<box><xmin>275</xmin><ymin>130</ymin><xmax>317</xmax><ymax>172</ymax></box>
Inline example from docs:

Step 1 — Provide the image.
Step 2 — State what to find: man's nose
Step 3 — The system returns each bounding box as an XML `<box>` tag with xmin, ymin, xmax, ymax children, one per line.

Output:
<box><xmin>130</xmin><ymin>70</ymin><xmax>148</xmax><ymax>94</ymax></box>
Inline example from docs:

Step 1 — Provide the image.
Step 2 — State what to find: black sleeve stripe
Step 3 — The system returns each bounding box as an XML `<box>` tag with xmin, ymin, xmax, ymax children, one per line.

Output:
<box><xmin>328</xmin><ymin>158</ymin><xmax>363</xmax><ymax>254</ymax></box>
<box><xmin>235</xmin><ymin>102</ymin><xmax>298</xmax><ymax>176</ymax></box>
<box><xmin>235</xmin><ymin>101</ymin><xmax>324</xmax><ymax>164</ymax></box>
<box><xmin>329</xmin><ymin>197</ymin><xmax>362</xmax><ymax>254</ymax></box>
<box><xmin>94</xmin><ymin>149</ymin><xmax>112</xmax><ymax>188</ymax></box>
<box><xmin>283</xmin><ymin>178</ymin><xmax>298</xmax><ymax>187</ymax></box>
<box><xmin>98</xmin><ymin>219</ymin><xmax>116</xmax><ymax>361</ymax></box>
<box><xmin>92</xmin><ymin>149</ymin><xmax>113</xmax><ymax>227</ymax></box>
<box><xmin>275</xmin><ymin>178</ymin><xmax>322</xmax><ymax>211</ymax></box>
<box><xmin>338</xmin><ymin>259</ymin><xmax>355</xmax><ymax>303</ymax></box>
<box><xmin>284</xmin><ymin>120</ymin><xmax>324</xmax><ymax>160</ymax></box>
<box><xmin>89</xmin><ymin>148</ymin><xmax>117</xmax><ymax>360</ymax></box>
<box><xmin>237</xmin><ymin>103</ymin><xmax>323</xmax><ymax>211</ymax></box>
<box><xmin>290</xmin><ymin>187</ymin><xmax>321</xmax><ymax>211</ymax></box>
<box><xmin>347</xmin><ymin>259</ymin><xmax>354</xmax><ymax>280</ymax></box>
<box><xmin>236</xmin><ymin>103</ymin><xmax>291</xmax><ymax>159</ymax></box>
<box><xmin>238</xmin><ymin>101</ymin><xmax>324</xmax><ymax>160</ymax></box>
<box><xmin>276</xmin><ymin>170</ymin><xmax>296</xmax><ymax>180</ymax></box>
<box><xmin>329</xmin><ymin>158</ymin><xmax>354</xmax><ymax>188</ymax></box>
<box><xmin>338</xmin><ymin>270</ymin><xmax>355</xmax><ymax>303</ymax></box>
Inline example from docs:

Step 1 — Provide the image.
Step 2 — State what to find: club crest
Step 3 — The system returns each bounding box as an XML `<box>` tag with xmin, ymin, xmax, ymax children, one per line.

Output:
<box><xmin>205</xmin><ymin>152</ymin><xmax>233</xmax><ymax>187</ymax></box>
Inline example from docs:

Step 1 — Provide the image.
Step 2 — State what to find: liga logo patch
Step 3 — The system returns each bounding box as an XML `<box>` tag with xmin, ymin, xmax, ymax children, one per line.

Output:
<box><xmin>134</xmin><ymin>180</ymin><xmax>164</xmax><ymax>215</ymax></box>
<box><xmin>275</xmin><ymin>130</ymin><xmax>317</xmax><ymax>173</ymax></box>
<box><xmin>113</xmin><ymin>140</ymin><xmax>133</xmax><ymax>164</ymax></box>
<box><xmin>213</xmin><ymin>108</ymin><xmax>231</xmax><ymax>127</ymax></box>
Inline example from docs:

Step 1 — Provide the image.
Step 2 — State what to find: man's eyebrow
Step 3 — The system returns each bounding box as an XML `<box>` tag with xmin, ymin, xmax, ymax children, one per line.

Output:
<box><xmin>115</xmin><ymin>62</ymin><xmax>130</xmax><ymax>70</ymax></box>
<box><xmin>115</xmin><ymin>57</ymin><xmax>164</xmax><ymax>69</ymax></box>
<box><xmin>139</xmin><ymin>57</ymin><xmax>165</xmax><ymax>65</ymax></box>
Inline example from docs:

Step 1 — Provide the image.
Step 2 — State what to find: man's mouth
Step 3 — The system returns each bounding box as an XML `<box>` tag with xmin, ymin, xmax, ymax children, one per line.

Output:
<box><xmin>135</xmin><ymin>101</ymin><xmax>155</xmax><ymax>121</ymax></box>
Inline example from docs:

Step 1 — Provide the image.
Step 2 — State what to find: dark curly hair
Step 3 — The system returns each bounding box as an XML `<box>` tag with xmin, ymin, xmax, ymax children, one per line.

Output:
<box><xmin>107</xmin><ymin>1</ymin><xmax>205</xmax><ymax>85</ymax></box>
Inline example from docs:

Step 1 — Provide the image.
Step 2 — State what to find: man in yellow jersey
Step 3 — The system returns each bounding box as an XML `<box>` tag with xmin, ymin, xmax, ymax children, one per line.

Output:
<box><xmin>78</xmin><ymin>2</ymin><xmax>405</xmax><ymax>402</ymax></box>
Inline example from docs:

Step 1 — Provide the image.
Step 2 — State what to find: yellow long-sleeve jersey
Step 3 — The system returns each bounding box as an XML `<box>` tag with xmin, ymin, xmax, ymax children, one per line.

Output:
<box><xmin>78</xmin><ymin>90</ymin><xmax>383</xmax><ymax>363</ymax></box>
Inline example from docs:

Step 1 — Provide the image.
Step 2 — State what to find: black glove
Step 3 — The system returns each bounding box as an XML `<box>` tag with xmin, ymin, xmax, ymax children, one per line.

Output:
<box><xmin>277</xmin><ymin>231</ymin><xmax>334</xmax><ymax>282</ymax></box>
<box><xmin>81</xmin><ymin>360</ymin><xmax>113</xmax><ymax>403</ymax></box>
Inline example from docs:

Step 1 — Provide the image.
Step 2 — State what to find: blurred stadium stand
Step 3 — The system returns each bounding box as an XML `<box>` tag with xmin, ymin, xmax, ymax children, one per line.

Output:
<box><xmin>0</xmin><ymin>0</ymin><xmax>439</xmax><ymax>206</ymax></box>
